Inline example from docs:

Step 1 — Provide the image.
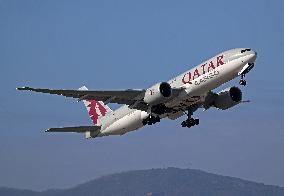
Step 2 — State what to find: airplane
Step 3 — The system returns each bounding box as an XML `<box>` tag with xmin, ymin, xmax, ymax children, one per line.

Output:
<box><xmin>17</xmin><ymin>48</ymin><xmax>257</xmax><ymax>139</ymax></box>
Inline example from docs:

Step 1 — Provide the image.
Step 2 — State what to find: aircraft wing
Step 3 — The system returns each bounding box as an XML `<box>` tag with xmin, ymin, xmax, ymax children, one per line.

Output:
<box><xmin>46</xmin><ymin>125</ymin><xmax>101</xmax><ymax>133</ymax></box>
<box><xmin>17</xmin><ymin>86</ymin><xmax>144</xmax><ymax>105</ymax></box>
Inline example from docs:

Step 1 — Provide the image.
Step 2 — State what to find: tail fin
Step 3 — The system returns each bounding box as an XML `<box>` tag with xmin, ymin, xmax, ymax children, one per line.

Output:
<box><xmin>79</xmin><ymin>86</ymin><xmax>113</xmax><ymax>125</ymax></box>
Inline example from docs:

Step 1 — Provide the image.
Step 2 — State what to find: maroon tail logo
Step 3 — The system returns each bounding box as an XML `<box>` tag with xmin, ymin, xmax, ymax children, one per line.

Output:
<box><xmin>87</xmin><ymin>100</ymin><xmax>107</xmax><ymax>124</ymax></box>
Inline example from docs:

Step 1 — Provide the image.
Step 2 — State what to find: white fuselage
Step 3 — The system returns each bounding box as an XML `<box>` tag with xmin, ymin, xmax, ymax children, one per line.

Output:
<box><xmin>97</xmin><ymin>48</ymin><xmax>257</xmax><ymax>137</ymax></box>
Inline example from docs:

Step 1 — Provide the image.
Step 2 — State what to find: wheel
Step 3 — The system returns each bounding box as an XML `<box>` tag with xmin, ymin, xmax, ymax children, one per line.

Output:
<box><xmin>194</xmin><ymin>119</ymin><xmax>199</xmax><ymax>125</ymax></box>
<box><xmin>239</xmin><ymin>79</ymin><xmax>247</xmax><ymax>86</ymax></box>
<box><xmin>189</xmin><ymin>118</ymin><xmax>195</xmax><ymax>126</ymax></box>
<box><xmin>181</xmin><ymin>121</ymin><xmax>187</xmax><ymax>127</ymax></box>
<box><xmin>186</xmin><ymin>122</ymin><xmax>191</xmax><ymax>128</ymax></box>
<box><xmin>182</xmin><ymin>117</ymin><xmax>200</xmax><ymax>128</ymax></box>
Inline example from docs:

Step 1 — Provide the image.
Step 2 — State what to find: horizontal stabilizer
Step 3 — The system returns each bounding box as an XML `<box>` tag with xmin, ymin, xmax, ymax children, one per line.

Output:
<box><xmin>46</xmin><ymin>126</ymin><xmax>101</xmax><ymax>133</ymax></box>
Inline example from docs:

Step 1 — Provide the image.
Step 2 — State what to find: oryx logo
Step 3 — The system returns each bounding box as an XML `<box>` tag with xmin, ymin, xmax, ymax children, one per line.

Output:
<box><xmin>87</xmin><ymin>100</ymin><xmax>107</xmax><ymax>125</ymax></box>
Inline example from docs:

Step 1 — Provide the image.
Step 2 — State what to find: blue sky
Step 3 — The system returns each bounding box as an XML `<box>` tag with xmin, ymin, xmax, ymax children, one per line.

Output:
<box><xmin>0</xmin><ymin>0</ymin><xmax>284</xmax><ymax>191</ymax></box>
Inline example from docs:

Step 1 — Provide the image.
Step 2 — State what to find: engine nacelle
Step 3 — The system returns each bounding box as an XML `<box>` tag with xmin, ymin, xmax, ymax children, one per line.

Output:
<box><xmin>214</xmin><ymin>86</ymin><xmax>242</xmax><ymax>110</ymax></box>
<box><xmin>144</xmin><ymin>82</ymin><xmax>172</xmax><ymax>105</ymax></box>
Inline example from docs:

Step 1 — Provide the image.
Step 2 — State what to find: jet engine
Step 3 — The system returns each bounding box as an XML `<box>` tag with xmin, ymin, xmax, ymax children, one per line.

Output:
<box><xmin>214</xmin><ymin>86</ymin><xmax>242</xmax><ymax>110</ymax></box>
<box><xmin>144</xmin><ymin>82</ymin><xmax>172</xmax><ymax>105</ymax></box>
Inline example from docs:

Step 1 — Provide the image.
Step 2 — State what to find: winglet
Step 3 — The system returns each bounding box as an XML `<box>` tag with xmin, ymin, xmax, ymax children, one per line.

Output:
<box><xmin>16</xmin><ymin>87</ymin><xmax>32</xmax><ymax>91</ymax></box>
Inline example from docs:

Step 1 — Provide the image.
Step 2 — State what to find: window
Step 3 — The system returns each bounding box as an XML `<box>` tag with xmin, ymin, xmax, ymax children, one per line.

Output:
<box><xmin>241</xmin><ymin>48</ymin><xmax>251</xmax><ymax>53</ymax></box>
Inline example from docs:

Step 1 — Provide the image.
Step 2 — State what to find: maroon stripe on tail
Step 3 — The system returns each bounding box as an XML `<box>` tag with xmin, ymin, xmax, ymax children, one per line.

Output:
<box><xmin>87</xmin><ymin>100</ymin><xmax>107</xmax><ymax>125</ymax></box>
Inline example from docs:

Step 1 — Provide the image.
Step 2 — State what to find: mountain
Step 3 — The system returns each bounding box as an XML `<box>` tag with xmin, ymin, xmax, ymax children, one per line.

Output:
<box><xmin>1</xmin><ymin>168</ymin><xmax>284</xmax><ymax>196</ymax></box>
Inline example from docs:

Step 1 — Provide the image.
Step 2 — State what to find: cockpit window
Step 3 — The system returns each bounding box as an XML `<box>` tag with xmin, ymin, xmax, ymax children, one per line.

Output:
<box><xmin>241</xmin><ymin>48</ymin><xmax>251</xmax><ymax>53</ymax></box>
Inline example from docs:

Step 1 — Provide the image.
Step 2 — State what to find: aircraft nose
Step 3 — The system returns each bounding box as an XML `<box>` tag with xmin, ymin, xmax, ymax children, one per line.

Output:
<box><xmin>252</xmin><ymin>50</ymin><xmax>257</xmax><ymax>61</ymax></box>
<box><xmin>247</xmin><ymin>50</ymin><xmax>257</xmax><ymax>62</ymax></box>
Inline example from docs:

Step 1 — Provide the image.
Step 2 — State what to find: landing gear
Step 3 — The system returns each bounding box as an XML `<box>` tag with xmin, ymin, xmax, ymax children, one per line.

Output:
<box><xmin>181</xmin><ymin>118</ymin><xmax>199</xmax><ymax>128</ymax></box>
<box><xmin>239</xmin><ymin>74</ymin><xmax>247</xmax><ymax>86</ymax></box>
<box><xmin>142</xmin><ymin>115</ymin><xmax>160</xmax><ymax>126</ymax></box>
<box><xmin>239</xmin><ymin>62</ymin><xmax>254</xmax><ymax>86</ymax></box>
<box><xmin>181</xmin><ymin>108</ymin><xmax>199</xmax><ymax>128</ymax></box>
